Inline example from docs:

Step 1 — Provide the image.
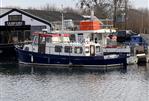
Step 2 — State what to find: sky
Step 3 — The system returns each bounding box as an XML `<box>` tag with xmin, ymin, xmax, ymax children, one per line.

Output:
<box><xmin>0</xmin><ymin>0</ymin><xmax>79</xmax><ymax>9</ymax></box>
<box><xmin>0</xmin><ymin>0</ymin><xmax>149</xmax><ymax>9</ymax></box>
<box><xmin>131</xmin><ymin>0</ymin><xmax>148</xmax><ymax>8</ymax></box>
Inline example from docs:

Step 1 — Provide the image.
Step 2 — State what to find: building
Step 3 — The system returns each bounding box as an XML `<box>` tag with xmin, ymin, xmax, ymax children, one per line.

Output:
<box><xmin>0</xmin><ymin>8</ymin><xmax>52</xmax><ymax>43</ymax></box>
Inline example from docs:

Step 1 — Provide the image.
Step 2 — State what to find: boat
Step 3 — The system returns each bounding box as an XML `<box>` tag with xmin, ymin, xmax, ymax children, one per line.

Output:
<box><xmin>15</xmin><ymin>30</ymin><xmax>127</xmax><ymax>68</ymax></box>
<box><xmin>15</xmin><ymin>11</ymin><xmax>129</xmax><ymax>68</ymax></box>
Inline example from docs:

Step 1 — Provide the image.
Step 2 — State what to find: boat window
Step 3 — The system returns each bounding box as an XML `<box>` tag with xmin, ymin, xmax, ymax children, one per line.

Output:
<box><xmin>52</xmin><ymin>37</ymin><xmax>61</xmax><ymax>42</ymax></box>
<box><xmin>62</xmin><ymin>37</ymin><xmax>70</xmax><ymax>42</ymax></box>
<box><xmin>64</xmin><ymin>46</ymin><xmax>72</xmax><ymax>53</ymax></box>
<box><xmin>74</xmin><ymin>47</ymin><xmax>83</xmax><ymax>54</ymax></box>
<box><xmin>55</xmin><ymin>46</ymin><xmax>62</xmax><ymax>52</ymax></box>
<box><xmin>24</xmin><ymin>31</ymin><xmax>31</xmax><ymax>41</ymax></box>
<box><xmin>85</xmin><ymin>47</ymin><xmax>90</xmax><ymax>53</ymax></box>
<box><xmin>39</xmin><ymin>37</ymin><xmax>46</xmax><ymax>44</ymax></box>
<box><xmin>70</xmin><ymin>34</ymin><xmax>76</xmax><ymax>42</ymax></box>
<box><xmin>96</xmin><ymin>46</ymin><xmax>100</xmax><ymax>52</ymax></box>
<box><xmin>90</xmin><ymin>33</ymin><xmax>94</xmax><ymax>41</ymax></box>
<box><xmin>46</xmin><ymin>37</ymin><xmax>52</xmax><ymax>43</ymax></box>
<box><xmin>78</xmin><ymin>33</ymin><xmax>84</xmax><ymax>43</ymax></box>
<box><xmin>33</xmin><ymin>36</ymin><xmax>38</xmax><ymax>45</ymax></box>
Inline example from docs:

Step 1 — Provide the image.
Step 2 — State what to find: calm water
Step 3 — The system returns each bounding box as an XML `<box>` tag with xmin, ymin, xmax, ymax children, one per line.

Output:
<box><xmin>0</xmin><ymin>63</ymin><xmax>149</xmax><ymax>101</ymax></box>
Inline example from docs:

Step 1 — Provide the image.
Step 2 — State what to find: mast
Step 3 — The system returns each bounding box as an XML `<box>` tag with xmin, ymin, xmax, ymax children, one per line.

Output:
<box><xmin>61</xmin><ymin>5</ymin><xmax>64</xmax><ymax>33</ymax></box>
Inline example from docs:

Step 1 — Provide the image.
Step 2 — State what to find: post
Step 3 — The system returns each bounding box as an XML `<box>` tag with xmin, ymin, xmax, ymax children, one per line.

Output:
<box><xmin>61</xmin><ymin>5</ymin><xmax>64</xmax><ymax>33</ymax></box>
<box><xmin>123</xmin><ymin>54</ymin><xmax>127</xmax><ymax>69</ymax></box>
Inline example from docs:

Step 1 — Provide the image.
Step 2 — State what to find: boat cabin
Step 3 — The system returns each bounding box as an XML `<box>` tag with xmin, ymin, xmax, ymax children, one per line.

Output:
<box><xmin>23</xmin><ymin>32</ymin><xmax>102</xmax><ymax>56</ymax></box>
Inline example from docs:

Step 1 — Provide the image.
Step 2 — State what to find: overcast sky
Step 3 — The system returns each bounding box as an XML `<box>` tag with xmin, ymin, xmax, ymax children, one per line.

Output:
<box><xmin>131</xmin><ymin>0</ymin><xmax>148</xmax><ymax>8</ymax></box>
<box><xmin>1</xmin><ymin>0</ymin><xmax>79</xmax><ymax>9</ymax></box>
<box><xmin>0</xmin><ymin>0</ymin><xmax>148</xmax><ymax>9</ymax></box>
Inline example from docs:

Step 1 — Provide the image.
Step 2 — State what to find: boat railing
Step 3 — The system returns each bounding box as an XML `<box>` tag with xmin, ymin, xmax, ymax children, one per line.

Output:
<box><xmin>51</xmin><ymin>19</ymin><xmax>114</xmax><ymax>31</ymax></box>
<box><xmin>0</xmin><ymin>41</ymin><xmax>32</xmax><ymax>46</ymax></box>
<box><xmin>123</xmin><ymin>42</ymin><xmax>148</xmax><ymax>46</ymax></box>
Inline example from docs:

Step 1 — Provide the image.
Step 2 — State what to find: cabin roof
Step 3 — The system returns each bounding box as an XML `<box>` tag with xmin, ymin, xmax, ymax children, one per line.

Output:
<box><xmin>51</xmin><ymin>29</ymin><xmax>116</xmax><ymax>34</ymax></box>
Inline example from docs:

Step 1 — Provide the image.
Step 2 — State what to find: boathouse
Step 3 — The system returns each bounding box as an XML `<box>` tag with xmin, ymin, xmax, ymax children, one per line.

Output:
<box><xmin>0</xmin><ymin>8</ymin><xmax>52</xmax><ymax>43</ymax></box>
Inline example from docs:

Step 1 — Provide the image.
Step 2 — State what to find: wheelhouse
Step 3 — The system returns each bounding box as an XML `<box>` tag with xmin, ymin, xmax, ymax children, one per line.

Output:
<box><xmin>23</xmin><ymin>32</ymin><xmax>101</xmax><ymax>56</ymax></box>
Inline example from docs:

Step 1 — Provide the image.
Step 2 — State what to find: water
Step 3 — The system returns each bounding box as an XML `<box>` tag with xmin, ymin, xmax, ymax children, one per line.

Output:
<box><xmin>0</xmin><ymin>63</ymin><xmax>149</xmax><ymax>101</ymax></box>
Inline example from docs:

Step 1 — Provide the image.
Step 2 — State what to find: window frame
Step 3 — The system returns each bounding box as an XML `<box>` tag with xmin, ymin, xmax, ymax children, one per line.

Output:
<box><xmin>64</xmin><ymin>46</ymin><xmax>72</xmax><ymax>53</ymax></box>
<box><xmin>55</xmin><ymin>45</ymin><xmax>63</xmax><ymax>53</ymax></box>
<box><xmin>74</xmin><ymin>47</ymin><xmax>83</xmax><ymax>54</ymax></box>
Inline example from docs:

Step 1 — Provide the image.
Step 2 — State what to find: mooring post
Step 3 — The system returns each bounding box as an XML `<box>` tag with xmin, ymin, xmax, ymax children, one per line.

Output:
<box><xmin>123</xmin><ymin>56</ymin><xmax>127</xmax><ymax>70</ymax></box>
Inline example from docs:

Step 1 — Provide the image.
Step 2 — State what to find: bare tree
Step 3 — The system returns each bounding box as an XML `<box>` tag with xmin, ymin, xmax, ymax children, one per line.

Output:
<box><xmin>78</xmin><ymin>0</ymin><xmax>128</xmax><ymax>18</ymax></box>
<box><xmin>127</xmin><ymin>8</ymin><xmax>149</xmax><ymax>34</ymax></box>
<box><xmin>78</xmin><ymin>0</ymin><xmax>112</xmax><ymax>18</ymax></box>
<box><xmin>40</xmin><ymin>3</ymin><xmax>59</xmax><ymax>11</ymax></box>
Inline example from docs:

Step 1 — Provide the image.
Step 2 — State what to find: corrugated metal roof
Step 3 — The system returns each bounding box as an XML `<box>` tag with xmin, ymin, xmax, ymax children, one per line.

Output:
<box><xmin>0</xmin><ymin>8</ymin><xmax>84</xmax><ymax>22</ymax></box>
<box><xmin>24</xmin><ymin>9</ymin><xmax>84</xmax><ymax>22</ymax></box>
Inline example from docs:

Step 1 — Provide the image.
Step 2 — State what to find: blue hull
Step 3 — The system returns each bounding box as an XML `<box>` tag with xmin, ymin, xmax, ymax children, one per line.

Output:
<box><xmin>16</xmin><ymin>48</ymin><xmax>127</xmax><ymax>67</ymax></box>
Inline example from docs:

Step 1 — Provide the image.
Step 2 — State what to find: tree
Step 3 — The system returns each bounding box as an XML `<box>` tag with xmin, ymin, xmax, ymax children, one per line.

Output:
<box><xmin>78</xmin><ymin>0</ymin><xmax>128</xmax><ymax>17</ymax></box>
<box><xmin>40</xmin><ymin>3</ymin><xmax>59</xmax><ymax>11</ymax></box>
<box><xmin>78</xmin><ymin>0</ymin><xmax>112</xmax><ymax>18</ymax></box>
<box><xmin>78</xmin><ymin>0</ymin><xmax>129</xmax><ymax>29</ymax></box>
<box><xmin>127</xmin><ymin>8</ymin><xmax>149</xmax><ymax>33</ymax></box>
<box><xmin>113</xmin><ymin>0</ymin><xmax>129</xmax><ymax>29</ymax></box>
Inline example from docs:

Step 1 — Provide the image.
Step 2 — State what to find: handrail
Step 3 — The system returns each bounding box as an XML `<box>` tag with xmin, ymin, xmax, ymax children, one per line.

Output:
<box><xmin>0</xmin><ymin>41</ymin><xmax>32</xmax><ymax>46</ymax></box>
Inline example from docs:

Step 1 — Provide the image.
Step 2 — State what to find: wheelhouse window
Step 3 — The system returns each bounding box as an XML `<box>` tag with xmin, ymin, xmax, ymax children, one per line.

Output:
<box><xmin>64</xmin><ymin>46</ymin><xmax>72</xmax><ymax>53</ymax></box>
<box><xmin>46</xmin><ymin>37</ymin><xmax>52</xmax><ymax>43</ymax></box>
<box><xmin>85</xmin><ymin>46</ymin><xmax>90</xmax><ymax>53</ymax></box>
<box><xmin>70</xmin><ymin>34</ymin><xmax>76</xmax><ymax>42</ymax></box>
<box><xmin>74</xmin><ymin>47</ymin><xmax>83</xmax><ymax>54</ymax></box>
<box><xmin>55</xmin><ymin>46</ymin><xmax>62</xmax><ymax>52</ymax></box>
<box><xmin>96</xmin><ymin>46</ymin><xmax>100</xmax><ymax>52</ymax></box>
<box><xmin>32</xmin><ymin>36</ymin><xmax>38</xmax><ymax>45</ymax></box>
<box><xmin>39</xmin><ymin>37</ymin><xmax>46</xmax><ymax>44</ymax></box>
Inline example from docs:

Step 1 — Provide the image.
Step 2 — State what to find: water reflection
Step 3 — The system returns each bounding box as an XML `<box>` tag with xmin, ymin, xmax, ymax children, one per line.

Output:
<box><xmin>0</xmin><ymin>63</ymin><xmax>149</xmax><ymax>101</ymax></box>
<box><xmin>0</xmin><ymin>63</ymin><xmax>123</xmax><ymax>74</ymax></box>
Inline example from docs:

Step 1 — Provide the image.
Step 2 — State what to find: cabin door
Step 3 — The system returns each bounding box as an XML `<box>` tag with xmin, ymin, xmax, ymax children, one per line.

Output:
<box><xmin>90</xmin><ymin>45</ymin><xmax>95</xmax><ymax>56</ymax></box>
<box><xmin>38</xmin><ymin>36</ymin><xmax>46</xmax><ymax>54</ymax></box>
